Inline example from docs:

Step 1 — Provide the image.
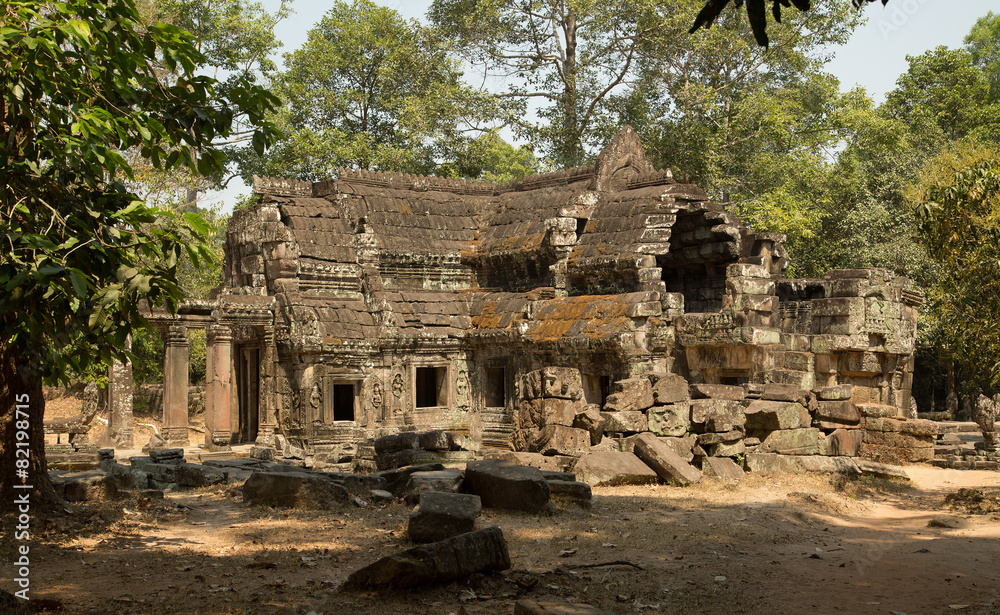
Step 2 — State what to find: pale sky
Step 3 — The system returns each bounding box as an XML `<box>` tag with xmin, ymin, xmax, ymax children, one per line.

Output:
<box><xmin>202</xmin><ymin>0</ymin><xmax>998</xmax><ymax>211</ymax></box>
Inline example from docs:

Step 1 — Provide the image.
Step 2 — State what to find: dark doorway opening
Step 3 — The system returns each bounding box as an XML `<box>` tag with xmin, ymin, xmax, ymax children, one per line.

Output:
<box><xmin>485</xmin><ymin>367</ymin><xmax>506</xmax><ymax>407</ymax></box>
<box><xmin>416</xmin><ymin>366</ymin><xmax>447</xmax><ymax>407</ymax></box>
<box><xmin>333</xmin><ymin>383</ymin><xmax>355</xmax><ymax>421</ymax></box>
<box><xmin>237</xmin><ymin>346</ymin><xmax>259</xmax><ymax>443</ymax></box>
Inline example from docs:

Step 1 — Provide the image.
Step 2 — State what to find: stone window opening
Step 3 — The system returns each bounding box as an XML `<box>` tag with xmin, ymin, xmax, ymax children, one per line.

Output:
<box><xmin>582</xmin><ymin>373</ymin><xmax>611</xmax><ymax>406</ymax></box>
<box><xmin>415</xmin><ymin>366</ymin><xmax>449</xmax><ymax>408</ymax></box>
<box><xmin>484</xmin><ymin>367</ymin><xmax>506</xmax><ymax>408</ymax></box>
<box><xmin>331</xmin><ymin>382</ymin><xmax>356</xmax><ymax>422</ymax></box>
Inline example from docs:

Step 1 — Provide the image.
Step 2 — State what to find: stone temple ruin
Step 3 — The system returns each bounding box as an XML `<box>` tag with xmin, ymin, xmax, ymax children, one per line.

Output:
<box><xmin>139</xmin><ymin>126</ymin><xmax>934</xmax><ymax>476</ymax></box>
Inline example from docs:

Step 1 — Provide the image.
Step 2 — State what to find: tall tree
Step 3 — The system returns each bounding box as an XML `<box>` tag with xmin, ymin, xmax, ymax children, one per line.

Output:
<box><xmin>964</xmin><ymin>11</ymin><xmax>1000</xmax><ymax>102</ymax></box>
<box><xmin>0</xmin><ymin>0</ymin><xmax>277</xmax><ymax>509</ymax></box>
<box><xmin>911</xmin><ymin>146</ymin><xmax>1000</xmax><ymax>392</ymax></box>
<box><xmin>430</xmin><ymin>0</ymin><xmax>665</xmax><ymax>168</ymax></box>
<box><xmin>239</xmin><ymin>0</ymin><xmax>502</xmax><ymax>181</ymax></box>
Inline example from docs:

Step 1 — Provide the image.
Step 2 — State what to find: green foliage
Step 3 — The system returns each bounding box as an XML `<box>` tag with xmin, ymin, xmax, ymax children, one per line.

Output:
<box><xmin>131</xmin><ymin>327</ymin><xmax>165</xmax><ymax>385</ymax></box>
<box><xmin>965</xmin><ymin>11</ymin><xmax>1000</xmax><ymax>103</ymax></box>
<box><xmin>436</xmin><ymin>131</ymin><xmax>541</xmax><ymax>182</ymax></box>
<box><xmin>0</xmin><ymin>0</ymin><xmax>278</xmax><ymax>382</ymax></box>
<box><xmin>239</xmin><ymin>0</ymin><xmax>504</xmax><ymax>181</ymax></box>
<box><xmin>910</xmin><ymin>145</ymin><xmax>1000</xmax><ymax>388</ymax></box>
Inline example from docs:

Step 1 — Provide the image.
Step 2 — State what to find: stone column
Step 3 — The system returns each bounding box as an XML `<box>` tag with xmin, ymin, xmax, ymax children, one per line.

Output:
<box><xmin>205</xmin><ymin>325</ymin><xmax>233</xmax><ymax>451</ymax></box>
<box><xmin>106</xmin><ymin>350</ymin><xmax>134</xmax><ymax>448</ymax></box>
<box><xmin>256</xmin><ymin>325</ymin><xmax>277</xmax><ymax>446</ymax></box>
<box><xmin>162</xmin><ymin>325</ymin><xmax>190</xmax><ymax>447</ymax></box>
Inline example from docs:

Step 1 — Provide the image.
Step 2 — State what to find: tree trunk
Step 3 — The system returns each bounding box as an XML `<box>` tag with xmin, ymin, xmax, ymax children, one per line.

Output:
<box><xmin>0</xmin><ymin>343</ymin><xmax>58</xmax><ymax>514</ymax></box>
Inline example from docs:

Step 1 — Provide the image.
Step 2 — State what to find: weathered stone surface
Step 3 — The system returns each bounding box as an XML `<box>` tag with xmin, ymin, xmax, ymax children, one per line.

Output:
<box><xmin>419</xmin><ymin>430</ymin><xmax>450</xmax><ymax>451</ymax></box>
<box><xmin>514</xmin><ymin>600</ymin><xmax>613</xmax><ymax>615</ymax></box>
<box><xmin>757</xmin><ymin>428</ymin><xmax>822</xmax><ymax>455</ymax></box>
<box><xmin>659</xmin><ymin>434</ymin><xmax>696</xmax><ymax>461</ymax></box>
<box><xmin>544</xmin><ymin>398</ymin><xmax>585</xmax><ymax>427</ymax></box>
<box><xmin>376</xmin><ymin>449</ymin><xmax>475</xmax><ymax>471</ymax></box>
<box><xmin>690</xmin><ymin>399</ymin><xmax>745</xmax><ymax>432</ymax></box>
<box><xmin>375</xmin><ymin>463</ymin><xmax>446</xmax><ymax>497</ymax></box>
<box><xmin>820</xmin><ymin>429</ymin><xmax>863</xmax><ymax>457</ymax></box>
<box><xmin>745</xmin><ymin>400</ymin><xmax>809</xmax><ymax>432</ymax></box>
<box><xmin>862</xmin><ymin>431</ymin><xmax>934</xmax><ymax>450</ymax></box>
<box><xmin>710</xmin><ymin>439</ymin><xmax>746</xmax><ymax>457</ymax></box>
<box><xmin>696</xmin><ymin>430</ymin><xmax>744</xmax><ymax>446</ymax></box>
<box><xmin>346</xmin><ymin>526</ymin><xmax>511</xmax><ymax>588</ymax></box>
<box><xmin>463</xmin><ymin>460</ymin><xmax>551</xmax><ymax>513</ymax></box>
<box><xmin>816</xmin><ymin>384</ymin><xmax>853</xmax><ymax>401</ymax></box>
<box><xmin>149</xmin><ymin>448</ymin><xmax>185</xmax><ymax>463</ymax></box>
<box><xmin>402</xmin><ymin>470</ymin><xmax>464</xmax><ymax>504</ymax></box>
<box><xmin>600</xmin><ymin>410</ymin><xmax>647</xmax><ymax>433</ymax></box>
<box><xmin>573</xmin><ymin>406</ymin><xmax>605</xmax><ymax>445</ymax></box>
<box><xmin>604</xmin><ymin>378</ymin><xmax>653</xmax><ymax>412</ymax></box>
<box><xmin>541</xmin><ymin>367</ymin><xmax>584</xmax><ymax>400</ymax></box>
<box><xmin>856</xmin><ymin>404</ymin><xmax>901</xmax><ymax>419</ymax></box>
<box><xmin>175</xmin><ymin>464</ymin><xmax>226</xmax><ymax>488</ymax></box>
<box><xmin>547</xmin><ymin>480</ymin><xmax>593</xmax><ymax>508</ymax></box>
<box><xmin>572</xmin><ymin>451</ymin><xmax>659</xmax><ymax>486</ymax></box>
<box><xmin>761</xmin><ymin>383</ymin><xmax>809</xmax><ymax>403</ymax></box>
<box><xmin>690</xmin><ymin>384</ymin><xmax>745</xmax><ymax>401</ymax></box>
<box><xmin>322</xmin><ymin>473</ymin><xmax>389</xmax><ymax>496</ymax></box>
<box><xmin>647</xmin><ymin>403</ymin><xmax>690</xmax><ymax>437</ymax></box>
<box><xmin>701</xmin><ymin>457</ymin><xmax>745</xmax><ymax>482</ymax></box>
<box><xmin>745</xmin><ymin>453</ymin><xmax>859</xmax><ymax>475</ymax></box>
<box><xmin>242</xmin><ymin>471</ymin><xmax>349</xmax><ymax>509</ymax></box>
<box><xmin>483</xmin><ymin>451</ymin><xmax>577</xmax><ymax>473</ymax></box>
<box><xmin>633</xmin><ymin>433</ymin><xmax>703</xmax><ymax>486</ymax></box>
<box><xmin>813</xmin><ymin>401</ymin><xmax>861</xmax><ymax>425</ymax></box>
<box><xmin>649</xmin><ymin>373</ymin><xmax>689</xmax><ymax>404</ymax></box>
<box><xmin>374</xmin><ymin>432</ymin><xmax>420</xmax><ymax>455</ymax></box>
<box><xmin>862</xmin><ymin>417</ymin><xmax>938</xmax><ymax>436</ymax></box>
<box><xmin>538</xmin><ymin>425</ymin><xmax>590</xmax><ymax>457</ymax></box>
<box><xmin>54</xmin><ymin>470</ymin><xmax>119</xmax><ymax>502</ymax></box>
<box><xmin>854</xmin><ymin>459</ymin><xmax>909</xmax><ymax>479</ymax></box>
<box><xmin>408</xmin><ymin>492</ymin><xmax>482</xmax><ymax>543</ymax></box>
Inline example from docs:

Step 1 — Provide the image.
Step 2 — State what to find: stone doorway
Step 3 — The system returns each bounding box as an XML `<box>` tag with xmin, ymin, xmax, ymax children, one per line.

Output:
<box><xmin>237</xmin><ymin>346</ymin><xmax>259</xmax><ymax>443</ymax></box>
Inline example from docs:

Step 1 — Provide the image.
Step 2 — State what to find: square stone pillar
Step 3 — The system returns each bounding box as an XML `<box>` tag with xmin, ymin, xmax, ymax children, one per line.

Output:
<box><xmin>205</xmin><ymin>325</ymin><xmax>233</xmax><ymax>451</ymax></box>
<box><xmin>255</xmin><ymin>325</ymin><xmax>277</xmax><ymax>447</ymax></box>
<box><xmin>107</xmin><ymin>353</ymin><xmax>134</xmax><ymax>448</ymax></box>
<box><xmin>162</xmin><ymin>325</ymin><xmax>190</xmax><ymax>447</ymax></box>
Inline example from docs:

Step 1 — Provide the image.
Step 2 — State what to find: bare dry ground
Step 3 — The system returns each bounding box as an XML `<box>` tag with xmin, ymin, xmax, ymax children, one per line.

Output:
<box><xmin>4</xmin><ymin>463</ymin><xmax>1000</xmax><ymax>615</ymax></box>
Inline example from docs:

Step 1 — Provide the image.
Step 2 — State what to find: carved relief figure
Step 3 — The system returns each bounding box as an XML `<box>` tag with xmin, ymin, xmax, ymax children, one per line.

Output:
<box><xmin>456</xmin><ymin>368</ymin><xmax>470</xmax><ymax>411</ymax></box>
<box><xmin>309</xmin><ymin>382</ymin><xmax>322</xmax><ymax>423</ymax></box>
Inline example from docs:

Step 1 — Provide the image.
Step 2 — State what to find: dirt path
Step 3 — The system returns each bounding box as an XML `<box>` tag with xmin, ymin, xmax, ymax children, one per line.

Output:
<box><xmin>7</xmin><ymin>466</ymin><xmax>1000</xmax><ymax>615</ymax></box>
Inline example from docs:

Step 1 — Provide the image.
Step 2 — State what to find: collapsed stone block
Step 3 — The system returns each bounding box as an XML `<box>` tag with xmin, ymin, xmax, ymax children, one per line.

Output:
<box><xmin>690</xmin><ymin>384</ymin><xmax>745</xmax><ymax>400</ymax></box>
<box><xmin>572</xmin><ymin>405</ymin><xmax>605</xmax><ymax>445</ymax></box>
<box><xmin>760</xmin><ymin>383</ymin><xmax>809</xmax><ymax>403</ymax></box>
<box><xmin>374</xmin><ymin>432</ymin><xmax>420</xmax><ymax>455</ymax></box>
<box><xmin>419</xmin><ymin>430</ymin><xmax>450</xmax><ymax>451</ymax></box>
<box><xmin>690</xmin><ymin>399</ymin><xmax>745</xmax><ymax>433</ymax></box>
<box><xmin>547</xmin><ymin>480</ymin><xmax>593</xmax><ymax>509</ymax></box>
<box><xmin>647</xmin><ymin>403</ymin><xmax>690</xmax><ymax>437</ymax></box>
<box><xmin>633</xmin><ymin>433</ymin><xmax>703</xmax><ymax>486</ymax></box>
<box><xmin>402</xmin><ymin>470</ymin><xmax>464</xmax><ymax>505</ymax></box>
<box><xmin>515</xmin><ymin>600</ymin><xmax>613</xmax><ymax>615</ymax></box>
<box><xmin>813</xmin><ymin>401</ymin><xmax>861</xmax><ymax>425</ymax></box>
<box><xmin>600</xmin><ymin>411</ymin><xmax>647</xmax><ymax>433</ymax></box>
<box><xmin>175</xmin><ymin>464</ymin><xmax>226</xmax><ymax>488</ymax></box>
<box><xmin>375</xmin><ymin>463</ymin><xmax>446</xmax><ymax>497</ymax></box>
<box><xmin>242</xmin><ymin>471</ymin><xmax>349</xmax><ymax>509</ymax></box>
<box><xmin>701</xmin><ymin>457</ymin><xmax>745</xmax><ymax>482</ymax></box>
<box><xmin>648</xmin><ymin>372</ymin><xmax>689</xmax><ymax>404</ymax></box>
<box><xmin>745</xmin><ymin>400</ymin><xmax>810</xmax><ymax>433</ymax></box>
<box><xmin>819</xmin><ymin>429</ymin><xmax>863</xmax><ymax>457</ymax></box>
<box><xmin>603</xmin><ymin>378</ymin><xmax>653</xmax><ymax>412</ymax></box>
<box><xmin>538</xmin><ymin>425</ymin><xmax>590</xmax><ymax>457</ymax></box>
<box><xmin>54</xmin><ymin>470</ymin><xmax>119</xmax><ymax>502</ymax></box>
<box><xmin>541</xmin><ymin>367</ymin><xmax>584</xmax><ymax>400</ymax></box>
<box><xmin>408</xmin><ymin>492</ymin><xmax>481</xmax><ymax>543</ymax></box>
<box><xmin>346</xmin><ymin>526</ymin><xmax>511</xmax><ymax>588</ymax></box>
<box><xmin>757</xmin><ymin>428</ymin><xmax>822</xmax><ymax>455</ymax></box>
<box><xmin>572</xmin><ymin>451</ymin><xmax>659</xmax><ymax>486</ymax></box>
<box><xmin>816</xmin><ymin>384</ymin><xmax>853</xmax><ymax>401</ymax></box>
<box><xmin>463</xmin><ymin>460</ymin><xmax>551</xmax><ymax>514</ymax></box>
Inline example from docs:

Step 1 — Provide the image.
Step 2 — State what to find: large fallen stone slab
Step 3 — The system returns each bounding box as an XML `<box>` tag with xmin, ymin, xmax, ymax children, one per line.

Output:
<box><xmin>757</xmin><ymin>428</ymin><xmax>822</xmax><ymax>455</ymax></box>
<box><xmin>745</xmin><ymin>401</ymin><xmax>810</xmax><ymax>432</ymax></box>
<box><xmin>402</xmin><ymin>469</ymin><xmax>464</xmax><ymax>505</ymax></box>
<box><xmin>175</xmin><ymin>463</ymin><xmax>226</xmax><ymax>488</ymax></box>
<box><xmin>701</xmin><ymin>457</ymin><xmax>744</xmax><ymax>482</ymax></box>
<box><xmin>242</xmin><ymin>471</ymin><xmax>349</xmax><ymax>509</ymax></box>
<box><xmin>572</xmin><ymin>451</ymin><xmax>658</xmax><ymax>486</ymax></box>
<box><xmin>408</xmin><ymin>492</ymin><xmax>481</xmax><ymax>543</ymax></box>
<box><xmin>52</xmin><ymin>470</ymin><xmax>119</xmax><ymax>502</ymax></box>
<box><xmin>547</xmin><ymin>480</ymin><xmax>592</xmax><ymax>509</ymax></box>
<box><xmin>319</xmin><ymin>472</ymin><xmax>388</xmax><ymax>497</ymax></box>
<box><xmin>483</xmin><ymin>451</ymin><xmax>576</xmax><ymax>473</ymax></box>
<box><xmin>346</xmin><ymin>526</ymin><xmax>511</xmax><ymax>588</ymax></box>
<box><xmin>463</xmin><ymin>460</ymin><xmax>551</xmax><ymax>514</ymax></box>
<box><xmin>633</xmin><ymin>433</ymin><xmax>702</xmax><ymax>486</ymax></box>
<box><xmin>515</xmin><ymin>600</ymin><xmax>614</xmax><ymax>615</ymax></box>
<box><xmin>375</xmin><ymin>463</ymin><xmax>447</xmax><ymax>497</ymax></box>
